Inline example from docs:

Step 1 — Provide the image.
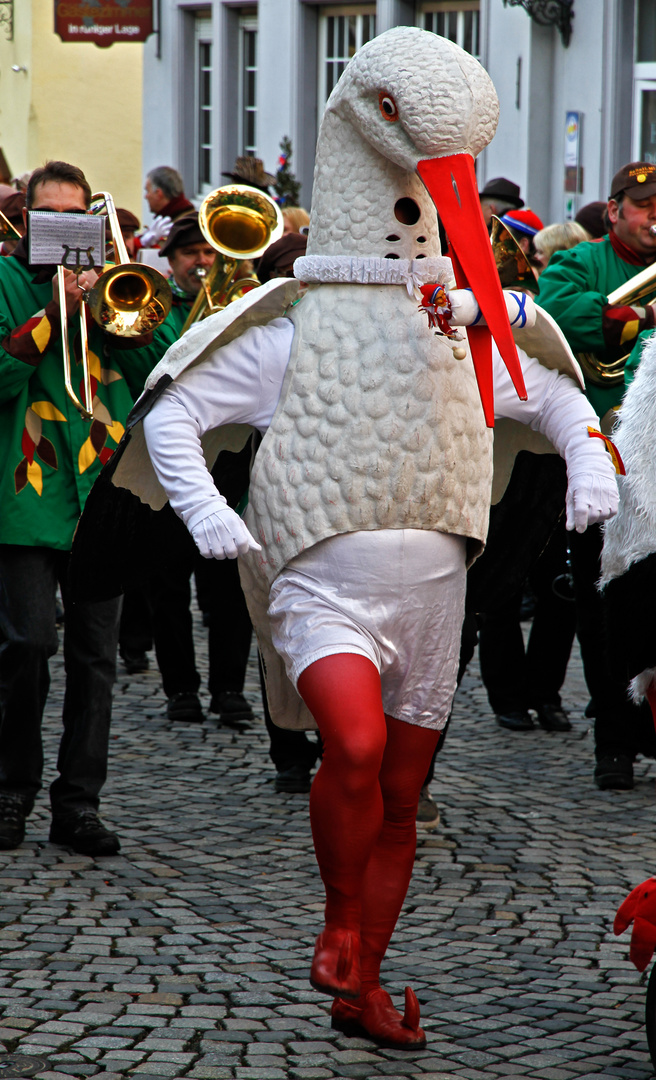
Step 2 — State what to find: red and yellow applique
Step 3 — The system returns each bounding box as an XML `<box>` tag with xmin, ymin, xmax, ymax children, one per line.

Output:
<box><xmin>77</xmin><ymin>349</ymin><xmax>125</xmax><ymax>474</ymax></box>
<box><xmin>14</xmin><ymin>401</ymin><xmax>66</xmax><ymax>495</ymax></box>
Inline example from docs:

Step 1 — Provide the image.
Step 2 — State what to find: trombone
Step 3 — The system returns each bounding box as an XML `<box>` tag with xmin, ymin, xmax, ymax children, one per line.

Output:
<box><xmin>180</xmin><ymin>184</ymin><xmax>284</xmax><ymax>336</ymax></box>
<box><xmin>58</xmin><ymin>191</ymin><xmax>172</xmax><ymax>420</ymax></box>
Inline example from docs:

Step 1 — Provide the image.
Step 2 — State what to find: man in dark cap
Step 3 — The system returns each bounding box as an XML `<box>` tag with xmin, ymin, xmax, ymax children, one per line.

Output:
<box><xmin>538</xmin><ymin>161</ymin><xmax>656</xmax><ymax>791</ymax></box>
<box><xmin>479</xmin><ymin>176</ymin><xmax>524</xmax><ymax>230</ymax></box>
<box><xmin>257</xmin><ymin>232</ymin><xmax>307</xmax><ymax>283</ymax></box>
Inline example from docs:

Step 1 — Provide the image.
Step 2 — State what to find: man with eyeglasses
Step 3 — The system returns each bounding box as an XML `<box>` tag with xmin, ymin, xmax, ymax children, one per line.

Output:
<box><xmin>0</xmin><ymin>160</ymin><xmax>158</xmax><ymax>854</ymax></box>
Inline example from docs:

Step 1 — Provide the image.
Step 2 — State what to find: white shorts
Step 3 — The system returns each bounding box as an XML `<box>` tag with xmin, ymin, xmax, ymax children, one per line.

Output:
<box><xmin>267</xmin><ymin>529</ymin><xmax>467</xmax><ymax>730</ymax></box>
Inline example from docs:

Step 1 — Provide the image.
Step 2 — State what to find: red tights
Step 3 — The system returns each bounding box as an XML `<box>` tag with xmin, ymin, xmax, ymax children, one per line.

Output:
<box><xmin>297</xmin><ymin>653</ymin><xmax>440</xmax><ymax>996</ymax></box>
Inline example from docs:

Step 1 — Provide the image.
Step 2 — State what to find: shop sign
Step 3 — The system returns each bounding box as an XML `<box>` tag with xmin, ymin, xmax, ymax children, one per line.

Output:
<box><xmin>54</xmin><ymin>0</ymin><xmax>154</xmax><ymax>47</ymax></box>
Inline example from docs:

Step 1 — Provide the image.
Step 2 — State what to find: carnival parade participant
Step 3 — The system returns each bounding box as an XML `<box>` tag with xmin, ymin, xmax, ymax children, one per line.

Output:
<box><xmin>0</xmin><ymin>161</ymin><xmax>164</xmax><ymax>855</ymax></box>
<box><xmin>102</xmin><ymin>29</ymin><xmax>619</xmax><ymax>1049</ymax></box>
<box><xmin>539</xmin><ymin>162</ymin><xmax>656</xmax><ymax>791</ymax></box>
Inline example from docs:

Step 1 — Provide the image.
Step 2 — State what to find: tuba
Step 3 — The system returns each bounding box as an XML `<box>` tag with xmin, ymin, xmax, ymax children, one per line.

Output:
<box><xmin>577</xmin><ymin>232</ymin><xmax>656</xmax><ymax>386</ymax></box>
<box><xmin>180</xmin><ymin>184</ymin><xmax>284</xmax><ymax>335</ymax></box>
<box><xmin>58</xmin><ymin>192</ymin><xmax>172</xmax><ymax>419</ymax></box>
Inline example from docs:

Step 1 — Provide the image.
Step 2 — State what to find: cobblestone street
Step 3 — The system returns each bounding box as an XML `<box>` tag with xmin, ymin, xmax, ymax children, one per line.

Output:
<box><xmin>1</xmin><ymin>606</ymin><xmax>656</xmax><ymax>1080</ymax></box>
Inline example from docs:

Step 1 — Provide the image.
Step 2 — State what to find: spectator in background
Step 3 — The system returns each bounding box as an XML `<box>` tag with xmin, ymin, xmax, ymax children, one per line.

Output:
<box><xmin>533</xmin><ymin>221</ymin><xmax>591</xmax><ymax>271</ymax></box>
<box><xmin>282</xmin><ymin>207</ymin><xmax>310</xmax><ymax>235</ymax></box>
<box><xmin>115</xmin><ymin>208</ymin><xmax>141</xmax><ymax>260</ymax></box>
<box><xmin>497</xmin><ymin>207</ymin><xmax>544</xmax><ymax>265</ymax></box>
<box><xmin>134</xmin><ymin>166</ymin><xmax>195</xmax><ymax>257</ymax></box>
<box><xmin>575</xmin><ymin>201</ymin><xmax>607</xmax><ymax>240</ymax></box>
<box><xmin>222</xmin><ymin>156</ymin><xmax>277</xmax><ymax>195</ymax></box>
<box><xmin>479</xmin><ymin>176</ymin><xmax>524</xmax><ymax>231</ymax></box>
<box><xmin>257</xmin><ymin>233</ymin><xmax>307</xmax><ymax>283</ymax></box>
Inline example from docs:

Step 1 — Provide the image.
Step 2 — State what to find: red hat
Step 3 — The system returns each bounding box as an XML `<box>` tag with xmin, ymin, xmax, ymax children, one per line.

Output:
<box><xmin>499</xmin><ymin>208</ymin><xmax>544</xmax><ymax>238</ymax></box>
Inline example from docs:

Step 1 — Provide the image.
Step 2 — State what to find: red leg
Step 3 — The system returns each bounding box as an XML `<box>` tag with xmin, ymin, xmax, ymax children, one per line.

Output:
<box><xmin>297</xmin><ymin>653</ymin><xmax>388</xmax><ymax>995</ymax></box>
<box><xmin>331</xmin><ymin>714</ymin><xmax>439</xmax><ymax>1047</ymax></box>
<box><xmin>358</xmin><ymin>714</ymin><xmax>440</xmax><ymax>994</ymax></box>
<box><xmin>647</xmin><ymin>683</ymin><xmax>656</xmax><ymax>734</ymax></box>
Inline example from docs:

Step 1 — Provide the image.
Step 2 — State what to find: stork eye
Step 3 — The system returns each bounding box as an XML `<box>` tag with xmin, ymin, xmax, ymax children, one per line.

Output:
<box><xmin>379</xmin><ymin>92</ymin><xmax>398</xmax><ymax>121</ymax></box>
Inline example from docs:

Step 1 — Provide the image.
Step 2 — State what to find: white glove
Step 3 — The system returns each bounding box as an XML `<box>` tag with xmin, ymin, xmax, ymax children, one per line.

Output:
<box><xmin>139</xmin><ymin>215</ymin><xmax>173</xmax><ymax>248</ymax></box>
<box><xmin>186</xmin><ymin>499</ymin><xmax>262</xmax><ymax>560</ymax></box>
<box><xmin>565</xmin><ymin>469</ymin><xmax>619</xmax><ymax>532</ymax></box>
<box><xmin>562</xmin><ymin>428</ymin><xmax>619</xmax><ymax>533</ymax></box>
<box><xmin>448</xmin><ymin>288</ymin><xmax>536</xmax><ymax>330</ymax></box>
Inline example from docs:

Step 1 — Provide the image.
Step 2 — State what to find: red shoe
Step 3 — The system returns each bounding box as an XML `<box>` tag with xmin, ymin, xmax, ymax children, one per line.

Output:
<box><xmin>309</xmin><ymin>927</ymin><xmax>361</xmax><ymax>998</ymax></box>
<box><xmin>331</xmin><ymin>986</ymin><xmax>427</xmax><ymax>1050</ymax></box>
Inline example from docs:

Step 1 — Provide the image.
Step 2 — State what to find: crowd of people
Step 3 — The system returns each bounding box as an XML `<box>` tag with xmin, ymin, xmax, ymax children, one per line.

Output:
<box><xmin>0</xmin><ymin>150</ymin><xmax>653</xmax><ymax>860</ymax></box>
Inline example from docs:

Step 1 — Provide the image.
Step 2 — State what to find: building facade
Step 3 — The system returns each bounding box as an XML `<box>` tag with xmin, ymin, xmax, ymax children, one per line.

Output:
<box><xmin>142</xmin><ymin>0</ymin><xmax>655</xmax><ymax>227</ymax></box>
<box><xmin>0</xmin><ymin>0</ymin><xmax>143</xmax><ymax>213</ymax></box>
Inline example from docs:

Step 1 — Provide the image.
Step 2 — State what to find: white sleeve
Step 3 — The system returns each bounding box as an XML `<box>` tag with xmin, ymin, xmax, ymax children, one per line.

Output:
<box><xmin>493</xmin><ymin>345</ymin><xmax>619</xmax><ymax>532</ymax></box>
<box><xmin>142</xmin><ymin>316</ymin><xmax>293</xmax><ymax>527</ymax></box>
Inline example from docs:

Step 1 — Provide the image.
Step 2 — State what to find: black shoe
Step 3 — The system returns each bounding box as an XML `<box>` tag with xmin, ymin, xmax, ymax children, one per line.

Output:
<box><xmin>167</xmin><ymin>692</ymin><xmax>204</xmax><ymax>722</ymax></box>
<box><xmin>50</xmin><ymin>809</ymin><xmax>120</xmax><ymax>856</ymax></box>
<box><xmin>496</xmin><ymin>710</ymin><xmax>535</xmax><ymax>732</ymax></box>
<box><xmin>594</xmin><ymin>754</ymin><xmax>634</xmax><ymax>791</ymax></box>
<box><xmin>416</xmin><ymin>785</ymin><xmax>440</xmax><ymax>828</ymax></box>
<box><xmin>210</xmin><ymin>691</ymin><xmax>254</xmax><ymax>727</ymax></box>
<box><xmin>0</xmin><ymin>793</ymin><xmax>27</xmax><ymax>850</ymax></box>
<box><xmin>535</xmin><ymin>702</ymin><xmax>572</xmax><ymax>732</ymax></box>
<box><xmin>120</xmin><ymin>649</ymin><xmax>150</xmax><ymax>675</ymax></box>
<box><xmin>275</xmin><ymin>763</ymin><xmax>312</xmax><ymax>793</ymax></box>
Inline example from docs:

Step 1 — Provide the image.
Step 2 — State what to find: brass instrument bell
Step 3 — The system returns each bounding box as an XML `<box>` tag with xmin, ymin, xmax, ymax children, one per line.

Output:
<box><xmin>490</xmin><ymin>215</ymin><xmax>540</xmax><ymax>295</ymax></box>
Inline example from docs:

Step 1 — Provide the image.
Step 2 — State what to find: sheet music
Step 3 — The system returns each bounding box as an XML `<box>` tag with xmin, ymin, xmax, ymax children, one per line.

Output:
<box><xmin>28</xmin><ymin>212</ymin><xmax>106</xmax><ymax>269</ymax></box>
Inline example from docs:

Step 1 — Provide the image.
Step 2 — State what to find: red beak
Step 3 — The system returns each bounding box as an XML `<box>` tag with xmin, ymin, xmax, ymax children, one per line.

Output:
<box><xmin>417</xmin><ymin>153</ymin><xmax>527</xmax><ymax>427</ymax></box>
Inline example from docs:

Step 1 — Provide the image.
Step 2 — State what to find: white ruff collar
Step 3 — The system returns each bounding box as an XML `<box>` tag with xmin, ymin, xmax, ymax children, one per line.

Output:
<box><xmin>293</xmin><ymin>255</ymin><xmax>453</xmax><ymax>298</ymax></box>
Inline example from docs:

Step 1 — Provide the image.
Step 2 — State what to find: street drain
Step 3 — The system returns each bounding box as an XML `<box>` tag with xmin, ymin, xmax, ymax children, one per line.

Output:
<box><xmin>0</xmin><ymin>1054</ymin><xmax>48</xmax><ymax>1077</ymax></box>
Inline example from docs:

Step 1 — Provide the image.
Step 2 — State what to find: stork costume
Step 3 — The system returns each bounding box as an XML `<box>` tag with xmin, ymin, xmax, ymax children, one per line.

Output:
<box><xmin>115</xmin><ymin>29</ymin><xmax>619</xmax><ymax>1049</ymax></box>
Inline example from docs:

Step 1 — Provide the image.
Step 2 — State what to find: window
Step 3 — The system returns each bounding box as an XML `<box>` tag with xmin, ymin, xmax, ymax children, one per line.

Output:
<box><xmin>239</xmin><ymin>14</ymin><xmax>258</xmax><ymax>156</ymax></box>
<box><xmin>318</xmin><ymin>6</ymin><xmax>376</xmax><ymax>112</ymax></box>
<box><xmin>633</xmin><ymin>0</ymin><xmax>656</xmax><ymax>161</ymax></box>
<box><xmin>419</xmin><ymin>2</ymin><xmax>480</xmax><ymax>60</ymax></box>
<box><xmin>195</xmin><ymin>16</ymin><xmax>213</xmax><ymax>194</ymax></box>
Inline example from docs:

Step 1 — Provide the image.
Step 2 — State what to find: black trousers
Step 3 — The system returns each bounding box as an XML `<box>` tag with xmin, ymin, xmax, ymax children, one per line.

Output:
<box><xmin>478</xmin><ymin>517</ymin><xmax>576</xmax><ymax>715</ymax></box>
<box><xmin>569</xmin><ymin>524</ymin><xmax>656</xmax><ymax>760</ymax></box>
<box><xmin>0</xmin><ymin>544</ymin><xmax>120</xmax><ymax>814</ymax></box>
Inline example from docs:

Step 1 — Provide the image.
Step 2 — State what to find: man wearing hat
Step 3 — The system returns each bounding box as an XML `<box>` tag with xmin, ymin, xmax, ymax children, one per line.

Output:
<box><xmin>538</xmin><ymin>161</ymin><xmax>656</xmax><ymax>792</ymax></box>
<box><xmin>222</xmin><ymin>156</ymin><xmax>277</xmax><ymax>195</ymax></box>
<box><xmin>479</xmin><ymin>176</ymin><xmax>524</xmax><ymax>230</ymax></box>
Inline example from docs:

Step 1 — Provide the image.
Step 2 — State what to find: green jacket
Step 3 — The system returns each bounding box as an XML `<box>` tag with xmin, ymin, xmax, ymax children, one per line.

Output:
<box><xmin>0</xmin><ymin>256</ymin><xmax>168</xmax><ymax>550</ymax></box>
<box><xmin>537</xmin><ymin>237</ymin><xmax>656</xmax><ymax>418</ymax></box>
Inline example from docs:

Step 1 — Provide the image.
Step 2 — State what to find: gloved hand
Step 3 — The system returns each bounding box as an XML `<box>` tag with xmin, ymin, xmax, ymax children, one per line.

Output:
<box><xmin>565</xmin><ymin>469</ymin><xmax>619</xmax><ymax>532</ymax></box>
<box><xmin>562</xmin><ymin>426</ymin><xmax>620</xmax><ymax>532</ymax></box>
<box><xmin>139</xmin><ymin>215</ymin><xmax>173</xmax><ymax>248</ymax></box>
<box><xmin>614</xmin><ymin>878</ymin><xmax>656</xmax><ymax>971</ymax></box>
<box><xmin>187</xmin><ymin>499</ymin><xmax>262</xmax><ymax>560</ymax></box>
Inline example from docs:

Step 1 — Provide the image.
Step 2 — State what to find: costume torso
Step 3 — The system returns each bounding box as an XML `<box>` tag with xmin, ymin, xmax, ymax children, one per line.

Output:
<box><xmin>244</xmin><ymin>282</ymin><xmax>493</xmax><ymax>584</ymax></box>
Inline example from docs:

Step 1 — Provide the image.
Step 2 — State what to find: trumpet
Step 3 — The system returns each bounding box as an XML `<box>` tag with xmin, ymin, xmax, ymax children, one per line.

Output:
<box><xmin>650</xmin><ymin>224</ymin><xmax>656</xmax><ymax>237</ymax></box>
<box><xmin>59</xmin><ymin>191</ymin><xmax>172</xmax><ymax>419</ymax></box>
<box><xmin>180</xmin><ymin>184</ymin><xmax>284</xmax><ymax>336</ymax></box>
<box><xmin>490</xmin><ymin>216</ymin><xmax>540</xmax><ymax>295</ymax></box>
